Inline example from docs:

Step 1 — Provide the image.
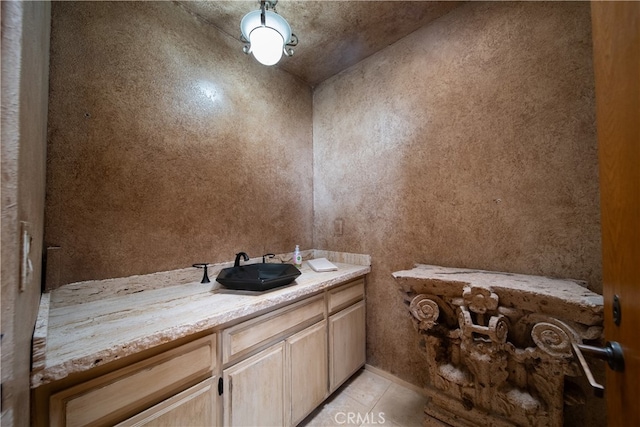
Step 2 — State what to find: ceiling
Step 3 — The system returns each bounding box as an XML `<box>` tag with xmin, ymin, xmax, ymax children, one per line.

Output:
<box><xmin>178</xmin><ymin>1</ymin><xmax>463</xmax><ymax>86</ymax></box>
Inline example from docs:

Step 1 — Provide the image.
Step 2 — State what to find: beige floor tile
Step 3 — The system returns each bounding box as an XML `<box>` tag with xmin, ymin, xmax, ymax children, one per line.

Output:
<box><xmin>369</xmin><ymin>382</ymin><xmax>429</xmax><ymax>427</ymax></box>
<box><xmin>360</xmin><ymin>411</ymin><xmax>403</xmax><ymax>427</ymax></box>
<box><xmin>300</xmin><ymin>389</ymin><xmax>371</xmax><ymax>427</ymax></box>
<box><xmin>298</xmin><ymin>369</ymin><xmax>436</xmax><ymax>427</ymax></box>
<box><xmin>341</xmin><ymin>369</ymin><xmax>392</xmax><ymax>411</ymax></box>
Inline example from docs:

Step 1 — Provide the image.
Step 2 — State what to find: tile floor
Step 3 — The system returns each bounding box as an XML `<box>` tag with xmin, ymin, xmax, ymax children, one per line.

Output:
<box><xmin>299</xmin><ymin>368</ymin><xmax>450</xmax><ymax>427</ymax></box>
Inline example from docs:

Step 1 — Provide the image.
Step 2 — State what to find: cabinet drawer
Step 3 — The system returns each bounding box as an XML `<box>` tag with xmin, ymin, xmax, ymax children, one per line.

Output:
<box><xmin>115</xmin><ymin>377</ymin><xmax>216</xmax><ymax>427</ymax></box>
<box><xmin>50</xmin><ymin>335</ymin><xmax>216</xmax><ymax>427</ymax></box>
<box><xmin>328</xmin><ymin>278</ymin><xmax>365</xmax><ymax>314</ymax></box>
<box><xmin>222</xmin><ymin>295</ymin><xmax>324</xmax><ymax>364</ymax></box>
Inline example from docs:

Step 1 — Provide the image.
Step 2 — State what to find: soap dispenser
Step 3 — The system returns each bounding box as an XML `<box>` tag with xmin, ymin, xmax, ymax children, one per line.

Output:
<box><xmin>293</xmin><ymin>245</ymin><xmax>302</xmax><ymax>268</ymax></box>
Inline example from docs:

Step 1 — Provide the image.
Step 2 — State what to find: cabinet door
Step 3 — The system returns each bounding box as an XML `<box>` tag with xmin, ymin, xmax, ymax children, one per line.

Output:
<box><xmin>223</xmin><ymin>342</ymin><xmax>285</xmax><ymax>427</ymax></box>
<box><xmin>288</xmin><ymin>320</ymin><xmax>328</xmax><ymax>426</ymax></box>
<box><xmin>329</xmin><ymin>300</ymin><xmax>366</xmax><ymax>392</ymax></box>
<box><xmin>116</xmin><ymin>377</ymin><xmax>216</xmax><ymax>427</ymax></box>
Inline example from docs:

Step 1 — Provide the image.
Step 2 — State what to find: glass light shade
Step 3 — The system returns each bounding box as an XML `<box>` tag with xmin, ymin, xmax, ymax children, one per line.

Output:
<box><xmin>249</xmin><ymin>27</ymin><xmax>284</xmax><ymax>66</ymax></box>
<box><xmin>241</xmin><ymin>9</ymin><xmax>292</xmax><ymax>66</ymax></box>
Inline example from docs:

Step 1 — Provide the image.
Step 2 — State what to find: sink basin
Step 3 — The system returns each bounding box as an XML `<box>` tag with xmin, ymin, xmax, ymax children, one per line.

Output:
<box><xmin>216</xmin><ymin>263</ymin><xmax>302</xmax><ymax>291</ymax></box>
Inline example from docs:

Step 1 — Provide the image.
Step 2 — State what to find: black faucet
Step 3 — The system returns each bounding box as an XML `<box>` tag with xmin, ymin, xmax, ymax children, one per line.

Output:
<box><xmin>234</xmin><ymin>252</ymin><xmax>250</xmax><ymax>267</ymax></box>
<box><xmin>192</xmin><ymin>263</ymin><xmax>211</xmax><ymax>283</ymax></box>
<box><xmin>262</xmin><ymin>253</ymin><xmax>275</xmax><ymax>263</ymax></box>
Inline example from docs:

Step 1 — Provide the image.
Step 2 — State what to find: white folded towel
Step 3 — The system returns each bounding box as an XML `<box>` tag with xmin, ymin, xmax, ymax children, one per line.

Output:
<box><xmin>307</xmin><ymin>258</ymin><xmax>338</xmax><ymax>272</ymax></box>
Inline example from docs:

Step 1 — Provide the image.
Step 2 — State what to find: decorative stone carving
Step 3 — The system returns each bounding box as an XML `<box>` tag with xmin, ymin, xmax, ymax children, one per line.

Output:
<box><xmin>393</xmin><ymin>265</ymin><xmax>604</xmax><ymax>427</ymax></box>
<box><xmin>530</xmin><ymin>320</ymin><xmax>577</xmax><ymax>358</ymax></box>
<box><xmin>462</xmin><ymin>285</ymin><xmax>498</xmax><ymax>314</ymax></box>
<box><xmin>410</xmin><ymin>295</ymin><xmax>440</xmax><ymax>330</ymax></box>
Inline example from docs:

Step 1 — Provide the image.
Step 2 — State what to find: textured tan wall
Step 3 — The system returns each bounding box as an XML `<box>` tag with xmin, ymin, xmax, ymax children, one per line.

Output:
<box><xmin>45</xmin><ymin>2</ymin><xmax>313</xmax><ymax>286</ymax></box>
<box><xmin>46</xmin><ymin>1</ymin><xmax>603</xmax><ymax>423</ymax></box>
<box><xmin>1</xmin><ymin>1</ymin><xmax>50</xmax><ymax>424</ymax></box>
<box><xmin>313</xmin><ymin>2</ymin><xmax>602</xmax><ymax>423</ymax></box>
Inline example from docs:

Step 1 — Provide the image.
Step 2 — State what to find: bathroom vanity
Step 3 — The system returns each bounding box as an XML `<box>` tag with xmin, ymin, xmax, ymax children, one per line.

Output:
<box><xmin>31</xmin><ymin>252</ymin><xmax>370</xmax><ymax>426</ymax></box>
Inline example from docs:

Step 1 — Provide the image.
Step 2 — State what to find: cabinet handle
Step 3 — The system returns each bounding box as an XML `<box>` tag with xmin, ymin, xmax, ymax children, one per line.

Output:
<box><xmin>218</xmin><ymin>377</ymin><xmax>223</xmax><ymax>396</ymax></box>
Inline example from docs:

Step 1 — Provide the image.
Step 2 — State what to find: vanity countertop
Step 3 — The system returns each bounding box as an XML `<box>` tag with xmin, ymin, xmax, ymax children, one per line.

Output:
<box><xmin>31</xmin><ymin>251</ymin><xmax>370</xmax><ymax>388</ymax></box>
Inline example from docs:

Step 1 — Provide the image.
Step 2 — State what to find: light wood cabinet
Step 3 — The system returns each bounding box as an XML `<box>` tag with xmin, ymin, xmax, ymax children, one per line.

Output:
<box><xmin>222</xmin><ymin>295</ymin><xmax>324</xmax><ymax>365</ymax></box>
<box><xmin>223</xmin><ymin>342</ymin><xmax>286</xmax><ymax>427</ymax></box>
<box><xmin>47</xmin><ymin>335</ymin><xmax>216</xmax><ymax>427</ymax></box>
<box><xmin>221</xmin><ymin>277</ymin><xmax>365</xmax><ymax>426</ymax></box>
<box><xmin>222</xmin><ymin>313</ymin><xmax>328</xmax><ymax>426</ymax></box>
<box><xmin>116</xmin><ymin>377</ymin><xmax>216</xmax><ymax>427</ymax></box>
<box><xmin>288</xmin><ymin>320</ymin><xmax>328</xmax><ymax>425</ymax></box>
<box><xmin>328</xmin><ymin>278</ymin><xmax>365</xmax><ymax>314</ymax></box>
<box><xmin>329</xmin><ymin>299</ymin><xmax>366</xmax><ymax>392</ymax></box>
<box><xmin>35</xmin><ymin>275</ymin><xmax>366</xmax><ymax>427</ymax></box>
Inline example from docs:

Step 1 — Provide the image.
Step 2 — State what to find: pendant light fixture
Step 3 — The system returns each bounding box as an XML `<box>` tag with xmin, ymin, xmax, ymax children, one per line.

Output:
<box><xmin>241</xmin><ymin>0</ymin><xmax>298</xmax><ymax>66</ymax></box>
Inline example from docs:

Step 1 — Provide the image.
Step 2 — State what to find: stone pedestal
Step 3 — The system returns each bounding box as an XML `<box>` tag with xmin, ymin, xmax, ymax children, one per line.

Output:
<box><xmin>393</xmin><ymin>265</ymin><xmax>603</xmax><ymax>427</ymax></box>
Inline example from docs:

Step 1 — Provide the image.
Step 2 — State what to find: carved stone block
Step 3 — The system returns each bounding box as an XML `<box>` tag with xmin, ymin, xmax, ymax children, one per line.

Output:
<box><xmin>393</xmin><ymin>265</ymin><xmax>604</xmax><ymax>427</ymax></box>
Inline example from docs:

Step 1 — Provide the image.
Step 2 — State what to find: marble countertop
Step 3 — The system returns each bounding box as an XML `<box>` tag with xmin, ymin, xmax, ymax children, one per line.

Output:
<box><xmin>31</xmin><ymin>251</ymin><xmax>370</xmax><ymax>388</ymax></box>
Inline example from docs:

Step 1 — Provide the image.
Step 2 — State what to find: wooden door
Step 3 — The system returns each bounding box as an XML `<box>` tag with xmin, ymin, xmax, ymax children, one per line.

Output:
<box><xmin>288</xmin><ymin>321</ymin><xmax>328</xmax><ymax>425</ymax></box>
<box><xmin>223</xmin><ymin>342</ymin><xmax>286</xmax><ymax>427</ymax></box>
<box><xmin>591</xmin><ymin>1</ymin><xmax>640</xmax><ymax>425</ymax></box>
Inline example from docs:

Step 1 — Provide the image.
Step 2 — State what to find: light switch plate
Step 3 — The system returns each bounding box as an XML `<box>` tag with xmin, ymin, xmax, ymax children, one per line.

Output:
<box><xmin>20</xmin><ymin>221</ymin><xmax>33</xmax><ymax>292</ymax></box>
